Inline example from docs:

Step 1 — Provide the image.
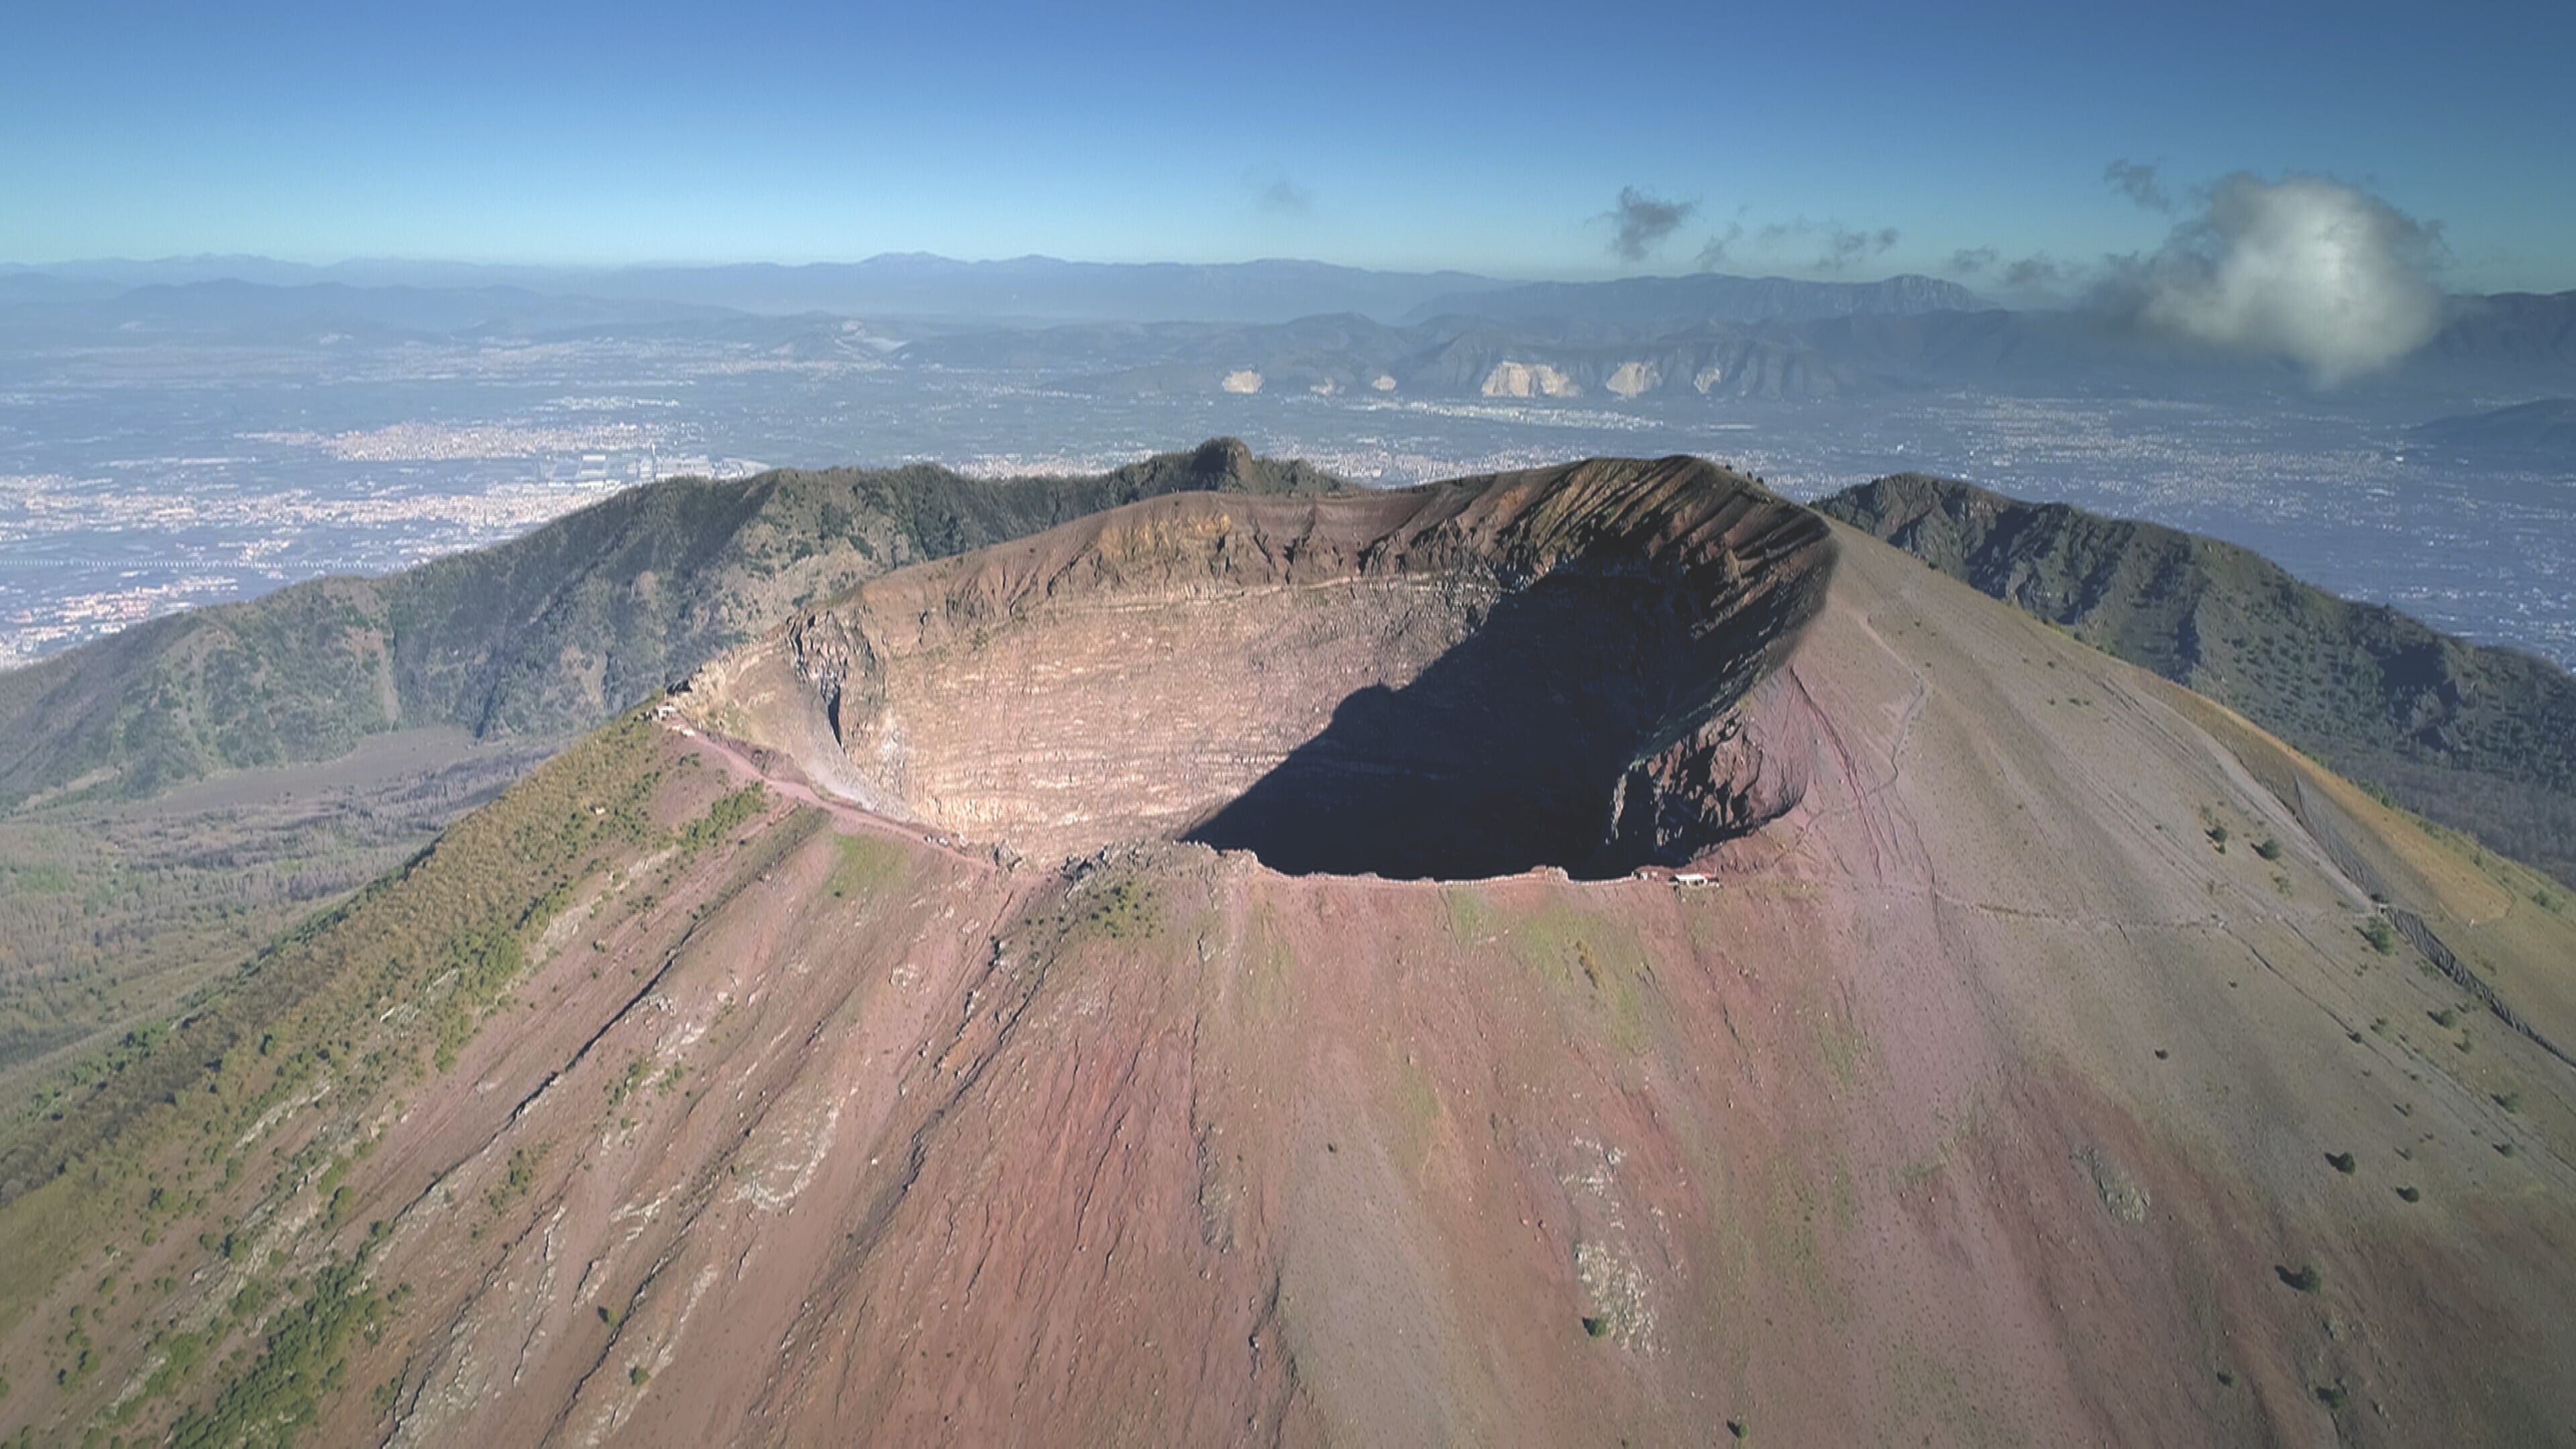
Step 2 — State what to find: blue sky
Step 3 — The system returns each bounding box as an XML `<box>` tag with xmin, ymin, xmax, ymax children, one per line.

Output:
<box><xmin>5</xmin><ymin>0</ymin><xmax>2571</xmax><ymax>290</ymax></box>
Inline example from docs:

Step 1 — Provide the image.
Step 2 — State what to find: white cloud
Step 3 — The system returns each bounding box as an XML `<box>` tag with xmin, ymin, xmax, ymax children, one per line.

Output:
<box><xmin>2133</xmin><ymin>173</ymin><xmax>2443</xmax><ymax>384</ymax></box>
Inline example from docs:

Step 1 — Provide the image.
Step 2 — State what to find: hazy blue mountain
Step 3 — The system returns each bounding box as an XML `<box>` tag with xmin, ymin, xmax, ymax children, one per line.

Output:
<box><xmin>2405</xmin><ymin>293</ymin><xmax>2576</xmax><ymax>382</ymax></box>
<box><xmin>895</xmin><ymin>286</ymin><xmax>2576</xmax><ymax>403</ymax></box>
<box><xmin>580</xmin><ymin>254</ymin><xmax>1514</xmax><ymax>323</ymax></box>
<box><xmin>2412</xmin><ymin>398</ymin><xmax>2576</xmax><ymax>462</ymax></box>
<box><xmin>6</xmin><ymin>260</ymin><xmax>2572</xmax><ymax>400</ymax></box>
<box><xmin>1402</xmin><ymin>271</ymin><xmax>1987</xmax><ymax>327</ymax></box>
<box><xmin>0</xmin><ymin>280</ymin><xmax>751</xmax><ymax>344</ymax></box>
<box><xmin>0</xmin><ymin>254</ymin><xmax>1513</xmax><ymax>325</ymax></box>
<box><xmin>1</xmin><ymin>254</ymin><xmax>335</xmax><ymax>288</ymax></box>
<box><xmin>0</xmin><ymin>271</ymin><xmax>126</xmax><ymax>305</ymax></box>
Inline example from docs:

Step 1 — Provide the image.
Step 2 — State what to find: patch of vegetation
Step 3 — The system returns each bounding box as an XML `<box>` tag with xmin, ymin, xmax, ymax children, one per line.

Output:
<box><xmin>2324</xmin><ymin>1151</ymin><xmax>2357</xmax><ymax>1175</ymax></box>
<box><xmin>824</xmin><ymin>834</ymin><xmax>906</xmax><ymax>900</ymax></box>
<box><xmin>2315</xmin><ymin>1383</ymin><xmax>2350</xmax><ymax>1411</ymax></box>
<box><xmin>2206</xmin><ymin>824</ymin><xmax>2231</xmax><ymax>851</ymax></box>
<box><xmin>486</xmin><ymin>1146</ymin><xmax>544</xmax><ymax>1216</ymax></box>
<box><xmin>2493</xmin><ymin>1091</ymin><xmax>2522</xmax><ymax>1114</ymax></box>
<box><xmin>2253</xmin><ymin>837</ymin><xmax>2284</xmax><ymax>861</ymax></box>
<box><xmin>608</xmin><ymin>1055</ymin><xmax>653</xmax><ymax>1107</ymax></box>
<box><xmin>0</xmin><ymin>747</ymin><xmax>540</xmax><ymax>1085</ymax></box>
<box><xmin>2396</xmin><ymin>1186</ymin><xmax>2420</xmax><ymax>1203</ymax></box>
<box><xmin>429</xmin><ymin>928</ymin><xmax>529</xmax><ymax>1073</ymax></box>
<box><xmin>167</xmin><ymin>1253</ymin><xmax>384</xmax><ymax>1449</ymax></box>
<box><xmin>1069</xmin><ymin>874</ymin><xmax>1159</xmax><ymax>943</ymax></box>
<box><xmin>2275</xmin><ymin>1264</ymin><xmax>2322</xmax><ymax>1293</ymax></box>
<box><xmin>2361</xmin><ymin>917</ymin><xmax>2397</xmax><ymax>955</ymax></box>
<box><xmin>1440</xmin><ymin>885</ymin><xmax>1503</xmax><ymax>947</ymax></box>
<box><xmin>675</xmin><ymin>785</ymin><xmax>767</xmax><ymax>860</ymax></box>
<box><xmin>0</xmin><ymin>714</ymin><xmax>676</xmax><ymax>1345</ymax></box>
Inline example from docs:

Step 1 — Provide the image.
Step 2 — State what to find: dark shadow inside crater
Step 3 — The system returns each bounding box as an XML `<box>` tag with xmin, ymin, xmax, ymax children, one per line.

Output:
<box><xmin>1183</xmin><ymin>568</ymin><xmax>1810</xmax><ymax>880</ymax></box>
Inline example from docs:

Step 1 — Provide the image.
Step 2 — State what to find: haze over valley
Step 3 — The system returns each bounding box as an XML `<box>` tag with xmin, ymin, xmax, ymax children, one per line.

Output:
<box><xmin>4</xmin><ymin>261</ymin><xmax>2573</xmax><ymax>669</ymax></box>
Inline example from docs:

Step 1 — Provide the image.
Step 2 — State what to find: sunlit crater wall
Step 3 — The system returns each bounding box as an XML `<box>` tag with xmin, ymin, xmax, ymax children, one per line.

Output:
<box><xmin>689</xmin><ymin>458</ymin><xmax>1836</xmax><ymax>878</ymax></box>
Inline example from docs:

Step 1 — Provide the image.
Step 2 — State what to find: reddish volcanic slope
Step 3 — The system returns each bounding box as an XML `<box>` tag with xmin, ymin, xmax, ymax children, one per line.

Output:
<box><xmin>3</xmin><ymin>458</ymin><xmax>2572</xmax><ymax>1446</ymax></box>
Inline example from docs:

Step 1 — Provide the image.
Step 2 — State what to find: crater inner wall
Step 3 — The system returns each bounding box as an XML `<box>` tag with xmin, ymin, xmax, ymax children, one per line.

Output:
<box><xmin>702</xmin><ymin>458</ymin><xmax>1836</xmax><ymax>877</ymax></box>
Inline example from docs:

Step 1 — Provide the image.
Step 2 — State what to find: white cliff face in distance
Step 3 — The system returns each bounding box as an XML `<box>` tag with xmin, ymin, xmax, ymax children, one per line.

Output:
<box><xmin>1605</xmin><ymin>360</ymin><xmax>1661</xmax><ymax>398</ymax></box>
<box><xmin>1479</xmin><ymin>360</ymin><xmax>1580</xmax><ymax>398</ymax></box>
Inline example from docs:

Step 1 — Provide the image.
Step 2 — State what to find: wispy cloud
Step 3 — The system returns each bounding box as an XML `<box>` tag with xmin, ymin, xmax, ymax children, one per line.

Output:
<box><xmin>1941</xmin><ymin>246</ymin><xmax>2072</xmax><ymax>301</ymax></box>
<box><xmin>1696</xmin><ymin>222</ymin><xmax>1746</xmax><ymax>270</ymax></box>
<box><xmin>1604</xmin><ymin>186</ymin><xmax>1697</xmax><ymax>262</ymax></box>
<box><xmin>1815</xmin><ymin>224</ymin><xmax>1900</xmax><ymax>272</ymax></box>
<box><xmin>1698</xmin><ymin>217</ymin><xmax>1898</xmax><ymax>274</ymax></box>
<box><xmin>1246</xmin><ymin>170</ymin><xmax>1313</xmax><ymax>216</ymax></box>
<box><xmin>1942</xmin><ymin>245</ymin><xmax>2070</xmax><ymax>299</ymax></box>
<box><xmin>2003</xmin><ymin>254</ymin><xmax>2068</xmax><ymax>290</ymax></box>
<box><xmin>2103</xmin><ymin>158</ymin><xmax>2171</xmax><ymax>213</ymax></box>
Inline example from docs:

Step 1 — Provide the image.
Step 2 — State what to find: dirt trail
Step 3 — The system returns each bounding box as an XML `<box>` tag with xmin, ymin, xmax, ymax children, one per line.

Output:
<box><xmin>670</xmin><ymin>719</ymin><xmax>999</xmax><ymax>872</ymax></box>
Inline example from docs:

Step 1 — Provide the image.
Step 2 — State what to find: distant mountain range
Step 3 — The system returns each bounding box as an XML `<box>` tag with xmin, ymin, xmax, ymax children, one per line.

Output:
<box><xmin>0</xmin><ymin>259</ymin><xmax>1988</xmax><ymax>335</ymax></box>
<box><xmin>899</xmin><ymin>293</ymin><xmax>2576</xmax><ymax>402</ymax></box>
<box><xmin>0</xmin><ymin>254</ymin><xmax>1515</xmax><ymax>325</ymax></box>
<box><xmin>1399</xmin><ymin>271</ymin><xmax>1984</xmax><ymax>327</ymax></box>
<box><xmin>5</xmin><ymin>257</ymin><xmax>2575</xmax><ymax>400</ymax></box>
<box><xmin>0</xmin><ymin>278</ymin><xmax>754</xmax><ymax>345</ymax></box>
<box><xmin>2412</xmin><ymin>397</ymin><xmax>2576</xmax><ymax>462</ymax></box>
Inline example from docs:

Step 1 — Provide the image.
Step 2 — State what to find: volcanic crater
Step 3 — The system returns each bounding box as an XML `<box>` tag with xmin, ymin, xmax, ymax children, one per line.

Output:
<box><xmin>15</xmin><ymin>449</ymin><xmax>2575</xmax><ymax>1448</ymax></box>
<box><xmin>686</xmin><ymin>456</ymin><xmax>1836</xmax><ymax>878</ymax></box>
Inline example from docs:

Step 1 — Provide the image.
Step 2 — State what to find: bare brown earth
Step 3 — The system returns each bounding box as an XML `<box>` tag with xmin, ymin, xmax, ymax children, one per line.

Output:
<box><xmin>4</xmin><ymin>459</ymin><xmax>2573</xmax><ymax>1446</ymax></box>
